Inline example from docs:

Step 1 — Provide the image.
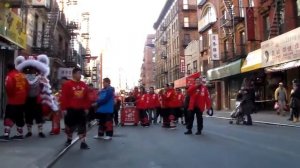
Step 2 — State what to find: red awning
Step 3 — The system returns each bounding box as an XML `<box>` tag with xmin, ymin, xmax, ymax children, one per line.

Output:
<box><xmin>174</xmin><ymin>72</ymin><xmax>200</xmax><ymax>88</ymax></box>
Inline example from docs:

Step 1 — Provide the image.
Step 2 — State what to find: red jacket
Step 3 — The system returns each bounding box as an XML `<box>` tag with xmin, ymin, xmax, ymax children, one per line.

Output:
<box><xmin>164</xmin><ymin>88</ymin><xmax>177</xmax><ymax>108</ymax></box>
<box><xmin>60</xmin><ymin>80</ymin><xmax>89</xmax><ymax>111</ymax></box>
<box><xmin>174</xmin><ymin>93</ymin><xmax>184</xmax><ymax>108</ymax></box>
<box><xmin>5</xmin><ymin>70</ymin><xmax>28</xmax><ymax>105</ymax></box>
<box><xmin>147</xmin><ymin>93</ymin><xmax>160</xmax><ymax>109</ymax></box>
<box><xmin>136</xmin><ymin>93</ymin><xmax>148</xmax><ymax>110</ymax></box>
<box><xmin>188</xmin><ymin>84</ymin><xmax>211</xmax><ymax>112</ymax></box>
<box><xmin>87</xmin><ymin>88</ymin><xmax>98</xmax><ymax>107</ymax></box>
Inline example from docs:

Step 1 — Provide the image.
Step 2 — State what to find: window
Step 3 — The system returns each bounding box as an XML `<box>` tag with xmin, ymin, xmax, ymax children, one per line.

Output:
<box><xmin>184</xmin><ymin>17</ymin><xmax>189</xmax><ymax>27</ymax></box>
<box><xmin>187</xmin><ymin>64</ymin><xmax>191</xmax><ymax>75</ymax></box>
<box><xmin>249</xmin><ymin>0</ymin><xmax>254</xmax><ymax>7</ymax></box>
<box><xmin>224</xmin><ymin>40</ymin><xmax>229</xmax><ymax>52</ymax></box>
<box><xmin>41</xmin><ymin>23</ymin><xmax>45</xmax><ymax>47</ymax></box>
<box><xmin>202</xmin><ymin>6</ymin><xmax>217</xmax><ymax>23</ymax></box>
<box><xmin>263</xmin><ymin>15</ymin><xmax>270</xmax><ymax>40</ymax></box>
<box><xmin>240</xmin><ymin>31</ymin><xmax>246</xmax><ymax>54</ymax></box>
<box><xmin>183</xmin><ymin>0</ymin><xmax>189</xmax><ymax>10</ymax></box>
<box><xmin>239</xmin><ymin>0</ymin><xmax>244</xmax><ymax>17</ymax></box>
<box><xmin>33</xmin><ymin>14</ymin><xmax>39</xmax><ymax>47</ymax></box>
<box><xmin>193</xmin><ymin>60</ymin><xmax>197</xmax><ymax>73</ymax></box>
<box><xmin>184</xmin><ymin>34</ymin><xmax>191</xmax><ymax>44</ymax></box>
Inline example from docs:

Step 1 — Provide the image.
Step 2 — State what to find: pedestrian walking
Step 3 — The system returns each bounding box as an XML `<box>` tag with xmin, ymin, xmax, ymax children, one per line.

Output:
<box><xmin>240</xmin><ymin>82</ymin><xmax>255</xmax><ymax>125</ymax></box>
<box><xmin>185</xmin><ymin>77</ymin><xmax>211</xmax><ymax>135</ymax></box>
<box><xmin>136</xmin><ymin>86</ymin><xmax>150</xmax><ymax>127</ymax></box>
<box><xmin>0</xmin><ymin>64</ymin><xmax>29</xmax><ymax>141</ymax></box>
<box><xmin>94</xmin><ymin>78</ymin><xmax>115</xmax><ymax>140</ymax></box>
<box><xmin>61</xmin><ymin>68</ymin><xmax>90</xmax><ymax>149</ymax></box>
<box><xmin>274</xmin><ymin>82</ymin><xmax>288</xmax><ymax>116</ymax></box>
<box><xmin>113</xmin><ymin>95</ymin><xmax>122</xmax><ymax>126</ymax></box>
<box><xmin>290</xmin><ymin>79</ymin><xmax>300</xmax><ymax>123</ymax></box>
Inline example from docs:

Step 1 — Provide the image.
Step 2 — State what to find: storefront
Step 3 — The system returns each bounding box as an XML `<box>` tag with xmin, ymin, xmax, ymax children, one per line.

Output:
<box><xmin>207</xmin><ymin>59</ymin><xmax>242</xmax><ymax>110</ymax></box>
<box><xmin>261</xmin><ymin>27</ymin><xmax>300</xmax><ymax>101</ymax></box>
<box><xmin>174</xmin><ymin>72</ymin><xmax>200</xmax><ymax>89</ymax></box>
<box><xmin>0</xmin><ymin>8</ymin><xmax>27</xmax><ymax>117</ymax></box>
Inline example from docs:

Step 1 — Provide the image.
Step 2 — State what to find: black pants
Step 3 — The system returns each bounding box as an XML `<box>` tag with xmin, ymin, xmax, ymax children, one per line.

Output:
<box><xmin>174</xmin><ymin>107</ymin><xmax>183</xmax><ymax>120</ymax></box>
<box><xmin>95</xmin><ymin>113</ymin><xmax>113</xmax><ymax>137</ymax></box>
<box><xmin>186</xmin><ymin>108</ymin><xmax>203</xmax><ymax>132</ymax></box>
<box><xmin>113</xmin><ymin>109</ymin><xmax>119</xmax><ymax>125</ymax></box>
<box><xmin>4</xmin><ymin>104</ymin><xmax>25</xmax><ymax>127</ymax></box>
<box><xmin>64</xmin><ymin>109</ymin><xmax>87</xmax><ymax>135</ymax></box>
<box><xmin>292</xmin><ymin>108</ymin><xmax>299</xmax><ymax>118</ymax></box>
<box><xmin>246</xmin><ymin>114</ymin><xmax>252</xmax><ymax>125</ymax></box>
<box><xmin>138</xmin><ymin>109</ymin><xmax>149</xmax><ymax>126</ymax></box>
<box><xmin>24</xmin><ymin>97</ymin><xmax>43</xmax><ymax>125</ymax></box>
<box><xmin>87</xmin><ymin>107</ymin><xmax>95</xmax><ymax>123</ymax></box>
<box><xmin>183</xmin><ymin>108</ymin><xmax>188</xmax><ymax>123</ymax></box>
<box><xmin>154</xmin><ymin>107</ymin><xmax>162</xmax><ymax>123</ymax></box>
<box><xmin>162</xmin><ymin>108</ymin><xmax>170</xmax><ymax>126</ymax></box>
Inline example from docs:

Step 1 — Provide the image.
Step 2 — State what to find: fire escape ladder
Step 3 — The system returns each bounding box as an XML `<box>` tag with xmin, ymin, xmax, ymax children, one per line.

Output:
<box><xmin>268</xmin><ymin>0</ymin><xmax>285</xmax><ymax>39</ymax></box>
<box><xmin>222</xmin><ymin>0</ymin><xmax>234</xmax><ymax>37</ymax></box>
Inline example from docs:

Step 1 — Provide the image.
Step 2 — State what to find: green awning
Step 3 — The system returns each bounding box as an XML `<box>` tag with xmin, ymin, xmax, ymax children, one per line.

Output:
<box><xmin>207</xmin><ymin>59</ymin><xmax>242</xmax><ymax>81</ymax></box>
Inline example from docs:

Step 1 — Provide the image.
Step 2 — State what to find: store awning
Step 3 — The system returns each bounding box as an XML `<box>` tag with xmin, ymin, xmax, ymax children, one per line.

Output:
<box><xmin>265</xmin><ymin>59</ymin><xmax>300</xmax><ymax>72</ymax></box>
<box><xmin>174</xmin><ymin>72</ymin><xmax>200</xmax><ymax>88</ymax></box>
<box><xmin>207</xmin><ymin>59</ymin><xmax>242</xmax><ymax>81</ymax></box>
<box><xmin>241</xmin><ymin>49</ymin><xmax>262</xmax><ymax>73</ymax></box>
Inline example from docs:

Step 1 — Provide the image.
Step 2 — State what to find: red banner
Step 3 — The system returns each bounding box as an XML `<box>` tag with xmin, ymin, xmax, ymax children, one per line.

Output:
<box><xmin>246</xmin><ymin>7</ymin><xmax>255</xmax><ymax>41</ymax></box>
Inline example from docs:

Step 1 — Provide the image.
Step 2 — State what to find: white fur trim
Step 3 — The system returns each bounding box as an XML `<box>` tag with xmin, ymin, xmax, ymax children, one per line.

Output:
<box><xmin>15</xmin><ymin>56</ymin><xmax>25</xmax><ymax>68</ymax></box>
<box><xmin>37</xmin><ymin>54</ymin><xmax>50</xmax><ymax>66</ymax></box>
<box><xmin>16</xmin><ymin>57</ymin><xmax>50</xmax><ymax>77</ymax></box>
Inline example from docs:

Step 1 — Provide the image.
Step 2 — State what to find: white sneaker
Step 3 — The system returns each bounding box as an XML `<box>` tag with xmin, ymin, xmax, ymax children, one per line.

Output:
<box><xmin>93</xmin><ymin>135</ymin><xmax>103</xmax><ymax>139</ymax></box>
<box><xmin>103</xmin><ymin>136</ymin><xmax>112</xmax><ymax>140</ymax></box>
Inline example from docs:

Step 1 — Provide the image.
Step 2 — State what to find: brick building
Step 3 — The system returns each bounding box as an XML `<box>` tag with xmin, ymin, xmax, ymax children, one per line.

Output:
<box><xmin>140</xmin><ymin>34</ymin><xmax>155</xmax><ymax>88</ymax></box>
<box><xmin>154</xmin><ymin>0</ymin><xmax>199</xmax><ymax>89</ymax></box>
<box><xmin>201</xmin><ymin>0</ymin><xmax>300</xmax><ymax>110</ymax></box>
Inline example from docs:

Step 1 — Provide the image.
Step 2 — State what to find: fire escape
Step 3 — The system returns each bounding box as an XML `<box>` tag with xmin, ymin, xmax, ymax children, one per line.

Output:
<box><xmin>220</xmin><ymin>0</ymin><xmax>241</xmax><ymax>62</ymax></box>
<box><xmin>81</xmin><ymin>12</ymin><xmax>93</xmax><ymax>78</ymax></box>
<box><xmin>65</xmin><ymin>0</ymin><xmax>79</xmax><ymax>67</ymax></box>
<box><xmin>268</xmin><ymin>0</ymin><xmax>285</xmax><ymax>39</ymax></box>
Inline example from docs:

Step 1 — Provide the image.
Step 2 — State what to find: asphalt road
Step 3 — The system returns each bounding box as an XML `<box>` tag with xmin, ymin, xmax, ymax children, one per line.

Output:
<box><xmin>52</xmin><ymin>118</ymin><xmax>300</xmax><ymax>168</ymax></box>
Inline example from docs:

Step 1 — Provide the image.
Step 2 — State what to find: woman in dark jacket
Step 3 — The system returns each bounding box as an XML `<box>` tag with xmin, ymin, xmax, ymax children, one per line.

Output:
<box><xmin>240</xmin><ymin>80</ymin><xmax>255</xmax><ymax>125</ymax></box>
<box><xmin>290</xmin><ymin>80</ymin><xmax>300</xmax><ymax>123</ymax></box>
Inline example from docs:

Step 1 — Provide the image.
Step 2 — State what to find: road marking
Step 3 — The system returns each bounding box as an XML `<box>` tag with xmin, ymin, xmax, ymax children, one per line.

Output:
<box><xmin>45</xmin><ymin>121</ymin><xmax>97</xmax><ymax>168</ymax></box>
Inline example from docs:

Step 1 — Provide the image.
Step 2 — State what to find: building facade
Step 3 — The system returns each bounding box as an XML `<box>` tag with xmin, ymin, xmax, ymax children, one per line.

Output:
<box><xmin>154</xmin><ymin>0</ymin><xmax>199</xmax><ymax>89</ymax></box>
<box><xmin>200</xmin><ymin>0</ymin><xmax>300</xmax><ymax>110</ymax></box>
<box><xmin>140</xmin><ymin>34</ymin><xmax>155</xmax><ymax>89</ymax></box>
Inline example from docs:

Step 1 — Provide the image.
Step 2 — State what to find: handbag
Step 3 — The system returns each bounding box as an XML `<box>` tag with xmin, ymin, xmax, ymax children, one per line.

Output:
<box><xmin>274</xmin><ymin>102</ymin><xmax>279</xmax><ymax>110</ymax></box>
<box><xmin>206</xmin><ymin>107</ymin><xmax>214</xmax><ymax>116</ymax></box>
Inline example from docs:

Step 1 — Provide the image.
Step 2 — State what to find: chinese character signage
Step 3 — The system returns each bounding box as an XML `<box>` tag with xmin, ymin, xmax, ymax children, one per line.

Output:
<box><xmin>58</xmin><ymin>68</ymin><xmax>73</xmax><ymax>80</ymax></box>
<box><xmin>180</xmin><ymin>57</ymin><xmax>185</xmax><ymax>73</ymax></box>
<box><xmin>246</xmin><ymin>7</ymin><xmax>255</xmax><ymax>41</ymax></box>
<box><xmin>0</xmin><ymin>9</ymin><xmax>27</xmax><ymax>49</ymax></box>
<box><xmin>210</xmin><ymin>34</ymin><xmax>220</xmax><ymax>60</ymax></box>
<box><xmin>261</xmin><ymin>27</ymin><xmax>300</xmax><ymax>67</ymax></box>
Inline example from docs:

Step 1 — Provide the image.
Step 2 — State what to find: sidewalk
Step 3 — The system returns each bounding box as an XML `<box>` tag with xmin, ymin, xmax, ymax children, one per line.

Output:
<box><xmin>0</xmin><ymin>120</ymin><xmax>67</xmax><ymax>168</ymax></box>
<box><xmin>211</xmin><ymin>110</ymin><xmax>300</xmax><ymax>127</ymax></box>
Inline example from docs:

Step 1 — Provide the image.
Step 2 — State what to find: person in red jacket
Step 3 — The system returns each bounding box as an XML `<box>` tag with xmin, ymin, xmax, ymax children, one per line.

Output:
<box><xmin>136</xmin><ymin>86</ymin><xmax>150</xmax><ymax>127</ymax></box>
<box><xmin>185</xmin><ymin>77</ymin><xmax>211</xmax><ymax>135</ymax></box>
<box><xmin>87</xmin><ymin>83</ymin><xmax>98</xmax><ymax>127</ymax></box>
<box><xmin>165</xmin><ymin>83</ymin><xmax>177</xmax><ymax>129</ymax></box>
<box><xmin>50</xmin><ymin>77</ymin><xmax>68</xmax><ymax>135</ymax></box>
<box><xmin>174</xmin><ymin>88</ymin><xmax>185</xmax><ymax>124</ymax></box>
<box><xmin>147</xmin><ymin>87</ymin><xmax>159</xmax><ymax>124</ymax></box>
<box><xmin>0</xmin><ymin>64</ymin><xmax>29</xmax><ymax>141</ymax></box>
<box><xmin>61</xmin><ymin>68</ymin><xmax>90</xmax><ymax>149</ymax></box>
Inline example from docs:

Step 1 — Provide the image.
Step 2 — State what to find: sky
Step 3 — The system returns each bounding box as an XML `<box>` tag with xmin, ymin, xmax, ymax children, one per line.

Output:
<box><xmin>81</xmin><ymin>0</ymin><xmax>166</xmax><ymax>90</ymax></box>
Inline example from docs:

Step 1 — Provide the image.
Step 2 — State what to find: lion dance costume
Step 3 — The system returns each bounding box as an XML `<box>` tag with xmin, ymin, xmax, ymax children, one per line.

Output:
<box><xmin>15</xmin><ymin>54</ymin><xmax>58</xmax><ymax>138</ymax></box>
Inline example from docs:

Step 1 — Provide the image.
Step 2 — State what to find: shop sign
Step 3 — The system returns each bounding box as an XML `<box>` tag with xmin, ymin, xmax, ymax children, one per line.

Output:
<box><xmin>210</xmin><ymin>34</ymin><xmax>220</xmax><ymax>60</ymax></box>
<box><xmin>58</xmin><ymin>68</ymin><xmax>73</xmax><ymax>80</ymax></box>
<box><xmin>0</xmin><ymin>9</ymin><xmax>27</xmax><ymax>49</ymax></box>
<box><xmin>207</xmin><ymin>59</ymin><xmax>242</xmax><ymax>81</ymax></box>
<box><xmin>180</xmin><ymin>57</ymin><xmax>185</xmax><ymax>73</ymax></box>
<box><xmin>261</xmin><ymin>27</ymin><xmax>300</xmax><ymax>67</ymax></box>
<box><xmin>31</xmin><ymin>0</ymin><xmax>51</xmax><ymax>8</ymax></box>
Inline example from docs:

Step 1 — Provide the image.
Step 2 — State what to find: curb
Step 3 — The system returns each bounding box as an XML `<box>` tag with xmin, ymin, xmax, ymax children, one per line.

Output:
<box><xmin>45</xmin><ymin>121</ymin><xmax>97</xmax><ymax>168</ymax></box>
<box><xmin>205</xmin><ymin>115</ymin><xmax>300</xmax><ymax>128</ymax></box>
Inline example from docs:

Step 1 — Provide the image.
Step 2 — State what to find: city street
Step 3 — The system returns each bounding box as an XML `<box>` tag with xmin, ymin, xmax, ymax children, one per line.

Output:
<box><xmin>51</xmin><ymin>118</ymin><xmax>300</xmax><ymax>168</ymax></box>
